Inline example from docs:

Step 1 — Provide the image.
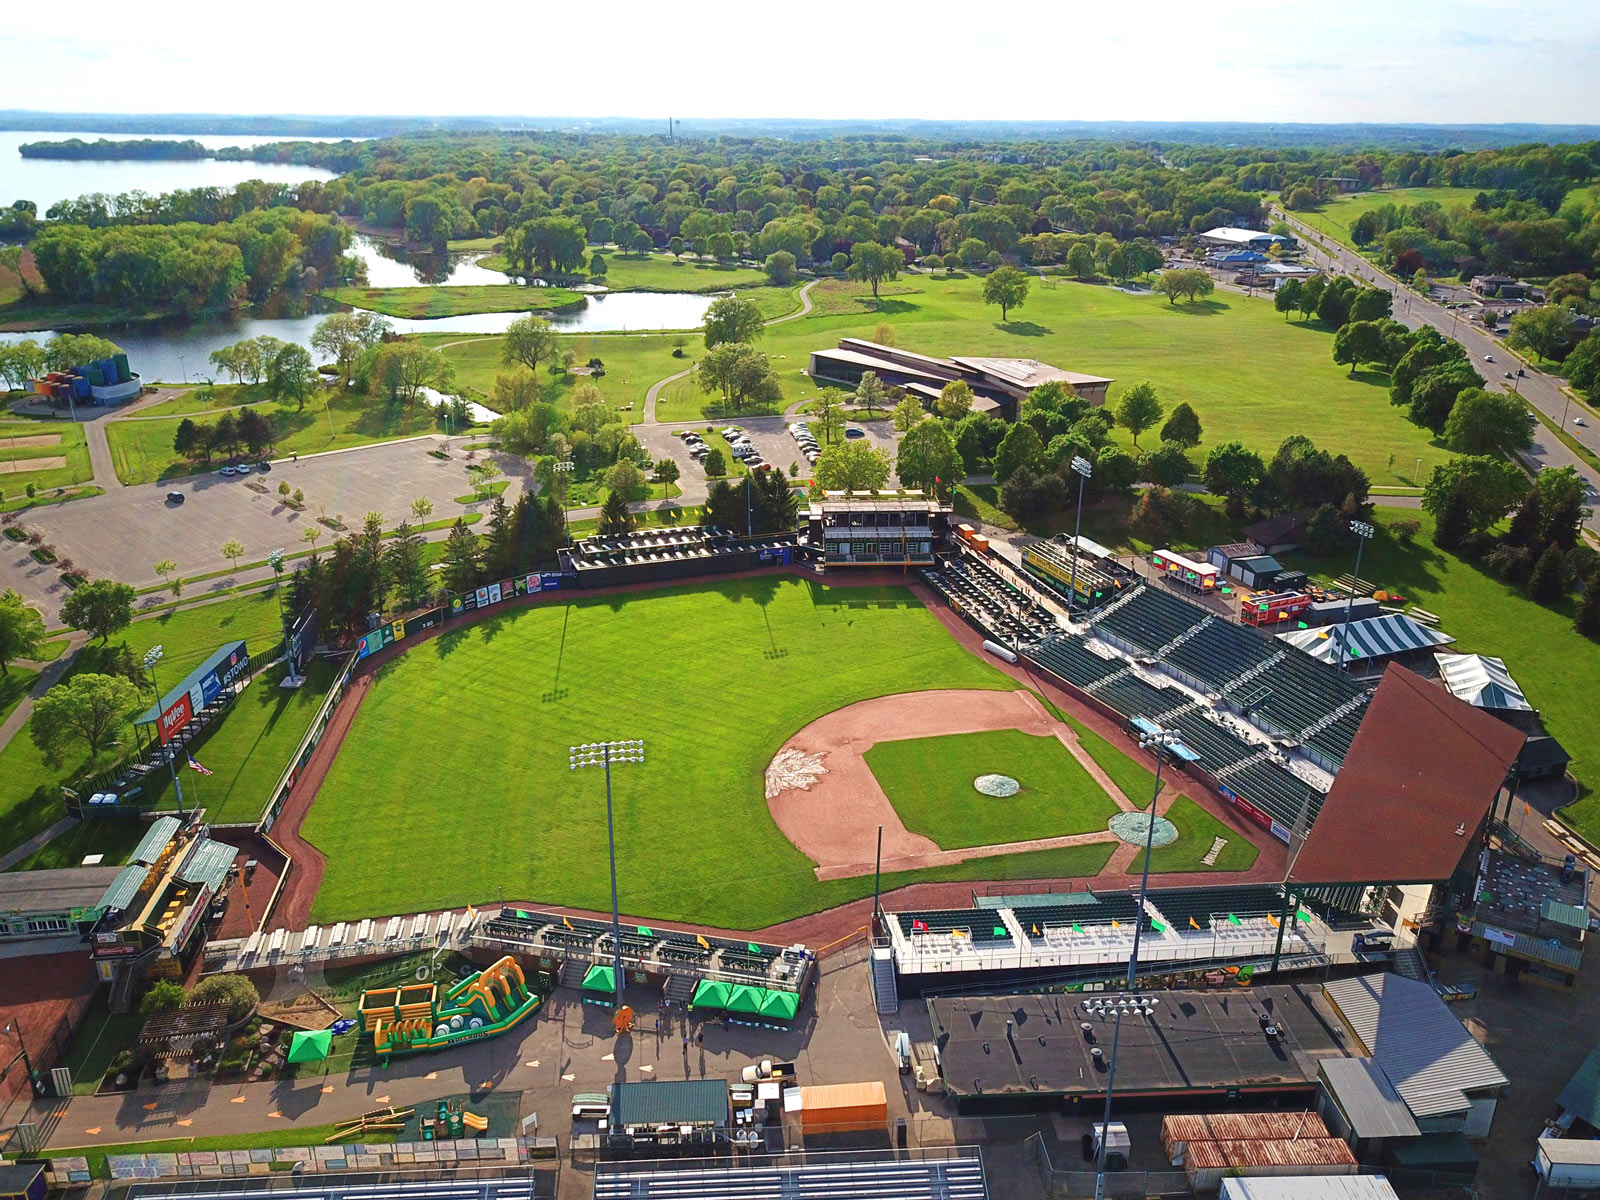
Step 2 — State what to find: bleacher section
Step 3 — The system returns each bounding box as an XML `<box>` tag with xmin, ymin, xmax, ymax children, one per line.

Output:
<box><xmin>1223</xmin><ymin>760</ymin><xmax>1322</xmax><ymax>831</ymax></box>
<box><xmin>1030</xmin><ymin>635</ymin><xmax>1122</xmax><ymax>690</ymax></box>
<box><xmin>1090</xmin><ymin>584</ymin><xmax>1206</xmax><ymax>654</ymax></box>
<box><xmin>1163</xmin><ymin>618</ymin><xmax>1275</xmax><ymax>693</ymax></box>
<box><xmin>921</xmin><ymin>557</ymin><xmax>1057</xmax><ymax>646</ymax></box>
<box><xmin>897</xmin><ymin>909</ymin><xmax>1015</xmax><ymax>946</ymax></box>
<box><xmin>1166</xmin><ymin>710</ymin><xmax>1259</xmax><ymax>774</ymax></box>
<box><xmin>1093</xmin><ymin>672</ymin><xmax>1193</xmax><ymax>721</ymax></box>
<box><xmin>1007</xmin><ymin>892</ymin><xmax>1151</xmax><ymax>932</ymax></box>
<box><xmin>1240</xmin><ymin>648</ymin><xmax>1368</xmax><ymax>749</ymax></box>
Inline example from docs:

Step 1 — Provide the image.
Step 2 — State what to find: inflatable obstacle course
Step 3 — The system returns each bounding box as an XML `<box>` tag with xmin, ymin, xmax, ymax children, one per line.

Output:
<box><xmin>359</xmin><ymin>956</ymin><xmax>542</xmax><ymax>1059</ymax></box>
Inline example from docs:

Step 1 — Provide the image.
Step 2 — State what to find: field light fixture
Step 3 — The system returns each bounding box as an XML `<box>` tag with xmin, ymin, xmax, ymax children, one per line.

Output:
<box><xmin>569</xmin><ymin>739</ymin><xmax>646</xmax><ymax>1010</ymax></box>
<box><xmin>1066</xmin><ymin>456</ymin><xmax>1094</xmax><ymax>622</ymax></box>
<box><xmin>1336</xmin><ymin>522</ymin><xmax>1376</xmax><ymax>672</ymax></box>
<box><xmin>142</xmin><ymin>645</ymin><xmax>186</xmax><ymax>818</ymax></box>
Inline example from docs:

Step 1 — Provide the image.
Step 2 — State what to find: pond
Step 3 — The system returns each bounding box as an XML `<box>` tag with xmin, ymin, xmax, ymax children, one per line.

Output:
<box><xmin>0</xmin><ymin>131</ymin><xmax>345</xmax><ymax>213</ymax></box>
<box><xmin>2</xmin><ymin>292</ymin><xmax>718</xmax><ymax>384</ymax></box>
<box><xmin>345</xmin><ymin>234</ymin><xmax>512</xmax><ymax>289</ymax></box>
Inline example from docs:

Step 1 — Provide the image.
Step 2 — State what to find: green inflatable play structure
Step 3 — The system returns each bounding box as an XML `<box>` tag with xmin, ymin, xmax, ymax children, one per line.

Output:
<box><xmin>358</xmin><ymin>956</ymin><xmax>543</xmax><ymax>1059</ymax></box>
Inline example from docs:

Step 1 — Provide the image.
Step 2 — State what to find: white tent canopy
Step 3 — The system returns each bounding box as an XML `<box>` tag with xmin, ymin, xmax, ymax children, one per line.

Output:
<box><xmin>1277</xmin><ymin>613</ymin><xmax>1454</xmax><ymax>665</ymax></box>
<box><xmin>1434</xmin><ymin>652</ymin><xmax>1532</xmax><ymax>712</ymax></box>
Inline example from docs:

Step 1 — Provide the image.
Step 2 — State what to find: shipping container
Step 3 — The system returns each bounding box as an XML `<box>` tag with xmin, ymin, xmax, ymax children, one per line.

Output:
<box><xmin>1163</xmin><ymin>1112</ymin><xmax>1331</xmax><ymax>1164</ymax></box>
<box><xmin>955</xmin><ymin>523</ymin><xmax>976</xmax><ymax>542</ymax></box>
<box><xmin>1186</xmin><ymin>1138</ymin><xmax>1356</xmax><ymax>1191</ymax></box>
<box><xmin>969</xmin><ymin>534</ymin><xmax>990</xmax><ymax>554</ymax></box>
<box><xmin>797</xmin><ymin>1081</ymin><xmax>888</xmax><ymax>1133</ymax></box>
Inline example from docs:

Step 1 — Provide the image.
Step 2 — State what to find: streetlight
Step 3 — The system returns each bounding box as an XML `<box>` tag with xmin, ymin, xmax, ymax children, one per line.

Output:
<box><xmin>1066</xmin><ymin>456</ymin><xmax>1093</xmax><ymax>621</ymax></box>
<box><xmin>142</xmin><ymin>646</ymin><xmax>186</xmax><ymax>818</ymax></box>
<box><xmin>569</xmin><ymin>740</ymin><xmax>645</xmax><ymax>1013</ymax></box>
<box><xmin>2</xmin><ymin>1021</ymin><xmax>36</xmax><ymax>1095</ymax></box>
<box><xmin>1094</xmin><ymin>726</ymin><xmax>1181</xmax><ymax>1200</ymax></box>
<box><xmin>1335</xmin><ymin>521</ymin><xmax>1375</xmax><ymax>672</ymax></box>
<box><xmin>179</xmin><ymin>354</ymin><xmax>187</xmax><ymax>385</ymax></box>
<box><xmin>267</xmin><ymin>549</ymin><xmax>302</xmax><ymax>686</ymax></box>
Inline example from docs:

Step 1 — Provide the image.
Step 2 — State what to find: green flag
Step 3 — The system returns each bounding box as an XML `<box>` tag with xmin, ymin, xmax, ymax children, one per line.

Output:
<box><xmin>1227</xmin><ymin>913</ymin><xmax>1241</xmax><ymax>925</ymax></box>
<box><xmin>748</xmin><ymin>942</ymin><xmax>761</xmax><ymax>954</ymax></box>
<box><xmin>1152</xmin><ymin>920</ymin><xmax>1167</xmax><ymax>933</ymax></box>
<box><xmin>637</xmin><ymin>925</ymin><xmax>653</xmax><ymax>936</ymax></box>
<box><xmin>1071</xmin><ymin>923</ymin><xmax>1084</xmax><ymax>933</ymax></box>
<box><xmin>993</xmin><ymin>927</ymin><xmax>1007</xmax><ymax>937</ymax></box>
<box><xmin>1297</xmin><ymin>909</ymin><xmax>1312</xmax><ymax>923</ymax></box>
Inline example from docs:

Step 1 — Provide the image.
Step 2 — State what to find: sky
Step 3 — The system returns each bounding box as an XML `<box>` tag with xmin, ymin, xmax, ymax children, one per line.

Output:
<box><xmin>3</xmin><ymin>0</ymin><xmax>1597</xmax><ymax>126</ymax></box>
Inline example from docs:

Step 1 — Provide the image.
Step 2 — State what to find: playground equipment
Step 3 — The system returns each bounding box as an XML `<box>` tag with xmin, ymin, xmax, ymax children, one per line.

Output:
<box><xmin>359</xmin><ymin>956</ymin><xmax>542</xmax><ymax>1060</ymax></box>
<box><xmin>420</xmin><ymin>1098</ymin><xmax>488</xmax><ymax>1140</ymax></box>
<box><xmin>328</xmin><ymin>1106</ymin><xmax>413</xmax><ymax>1142</ymax></box>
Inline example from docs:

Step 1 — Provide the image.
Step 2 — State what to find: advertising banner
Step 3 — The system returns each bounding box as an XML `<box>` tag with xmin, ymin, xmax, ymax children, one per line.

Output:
<box><xmin>522</xmin><ymin>573</ymin><xmax>541</xmax><ymax>594</ymax></box>
<box><xmin>1482</xmin><ymin>926</ymin><xmax>1516</xmax><ymax>948</ymax></box>
<box><xmin>222</xmin><ymin>642</ymin><xmax>249</xmax><ymax>686</ymax></box>
<box><xmin>488</xmin><ymin>582</ymin><xmax>503</xmax><ymax>605</ymax></box>
<box><xmin>171</xmin><ymin>883</ymin><xmax>212</xmax><ymax>950</ymax></box>
<box><xmin>406</xmin><ymin>608</ymin><xmax>444</xmax><ymax>636</ymax></box>
<box><xmin>1269</xmin><ymin>820</ymin><xmax>1292</xmax><ymax>845</ymax></box>
<box><xmin>757</xmin><ymin>546</ymin><xmax>793</xmax><ymax>566</ymax></box>
<box><xmin>475</xmin><ymin>586</ymin><xmax>490</xmax><ymax>609</ymax></box>
<box><xmin>158</xmin><ymin>693</ymin><xmax>194</xmax><ymax>744</ymax></box>
<box><xmin>199</xmin><ymin>668</ymin><xmax>222</xmax><ymax>708</ymax></box>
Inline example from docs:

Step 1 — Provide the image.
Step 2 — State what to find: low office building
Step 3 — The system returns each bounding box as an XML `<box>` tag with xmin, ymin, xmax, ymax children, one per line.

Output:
<box><xmin>606</xmin><ymin>1079</ymin><xmax>730</xmax><ymax>1156</ymax></box>
<box><xmin>0</xmin><ymin>866</ymin><xmax>121</xmax><ymax>943</ymax></box>
<box><xmin>1198</xmin><ymin>227</ymin><xmax>1297</xmax><ymax>251</ymax></box>
<box><xmin>806</xmin><ymin>338</ymin><xmax>1112</xmax><ymax>421</ymax></box>
<box><xmin>804</xmin><ymin>492</ymin><xmax>950</xmax><ymax>568</ymax></box>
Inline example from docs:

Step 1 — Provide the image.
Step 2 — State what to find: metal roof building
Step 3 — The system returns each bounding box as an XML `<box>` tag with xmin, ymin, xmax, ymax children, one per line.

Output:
<box><xmin>1434</xmin><ymin>652</ymin><xmax>1532</xmax><ymax>712</ymax></box>
<box><xmin>1221</xmin><ymin>1178</ymin><xmax>1399</xmax><ymax>1200</ymax></box>
<box><xmin>611</xmin><ymin>1079</ymin><xmax>729</xmax><ymax>1130</ymax></box>
<box><xmin>1322</xmin><ymin>975</ymin><xmax>1507</xmax><ymax>1123</ymax></box>
<box><xmin>1277</xmin><ymin>613</ymin><xmax>1454</xmax><ymax>666</ymax></box>
<box><xmin>1318</xmin><ymin>1056</ymin><xmax>1421</xmax><ymax>1140</ymax></box>
<box><xmin>1557</xmin><ymin>1042</ymin><xmax>1600</xmax><ymax>1130</ymax></box>
<box><xmin>595</xmin><ymin>1149</ymin><xmax>988</xmax><ymax>1200</ymax></box>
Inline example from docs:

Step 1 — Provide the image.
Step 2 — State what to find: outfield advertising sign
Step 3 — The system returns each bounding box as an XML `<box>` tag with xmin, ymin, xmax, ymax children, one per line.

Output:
<box><xmin>357</xmin><ymin>621</ymin><xmax>408</xmax><ymax>660</ymax></box>
<box><xmin>757</xmin><ymin>546</ymin><xmax>792</xmax><ymax>566</ymax></box>
<box><xmin>158</xmin><ymin>693</ymin><xmax>194</xmax><ymax>744</ymax></box>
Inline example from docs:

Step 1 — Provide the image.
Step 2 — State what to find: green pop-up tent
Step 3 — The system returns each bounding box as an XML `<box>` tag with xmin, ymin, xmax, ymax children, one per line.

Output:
<box><xmin>725</xmin><ymin>984</ymin><xmax>765</xmax><ymax>1015</ymax></box>
<box><xmin>582</xmin><ymin>965</ymin><xmax>616</xmax><ymax>994</ymax></box>
<box><xmin>756</xmin><ymin>989</ymin><xmax>799</xmax><ymax>1022</ymax></box>
<box><xmin>287</xmin><ymin>1029</ymin><xmax>332</xmax><ymax>1063</ymax></box>
<box><xmin>691</xmin><ymin>979</ymin><xmax>731</xmax><ymax>1011</ymax></box>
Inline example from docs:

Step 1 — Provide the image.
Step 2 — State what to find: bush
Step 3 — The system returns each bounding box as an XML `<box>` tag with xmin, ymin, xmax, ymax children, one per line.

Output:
<box><xmin>189</xmin><ymin>974</ymin><xmax>259</xmax><ymax>1022</ymax></box>
<box><xmin>138</xmin><ymin>980</ymin><xmax>187</xmax><ymax>1022</ymax></box>
<box><xmin>1484</xmin><ymin>542</ymin><xmax>1536</xmax><ymax>584</ymax></box>
<box><xmin>1390</xmin><ymin>518</ymin><xmax>1421</xmax><ymax>544</ymax></box>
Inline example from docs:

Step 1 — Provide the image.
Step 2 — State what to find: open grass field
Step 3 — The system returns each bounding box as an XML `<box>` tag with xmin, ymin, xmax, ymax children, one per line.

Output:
<box><xmin>0</xmin><ymin>590</ymin><xmax>302</xmax><ymax>863</ymax></box>
<box><xmin>320</xmin><ymin>284</ymin><xmax>584</xmax><ymax>319</ymax></box>
<box><xmin>425</xmin><ymin>332</ymin><xmax>687</xmax><ymax>425</ymax></box>
<box><xmin>864</xmin><ymin>729</ymin><xmax>1120</xmax><ymax>850</ymax></box>
<box><xmin>0</xmin><ymin>416</ymin><xmax>93</xmax><ymax>492</ymax></box>
<box><xmin>104</xmin><ymin>391</ymin><xmax>449</xmax><ymax>485</ymax></box>
<box><xmin>122</xmin><ymin>383</ymin><xmax>276</xmax><ymax>419</ymax></box>
<box><xmin>1292</xmin><ymin>187</ymin><xmax>1477</xmax><ymax>252</ymax></box>
<box><xmin>302</xmin><ymin>578</ymin><xmax>1131</xmax><ymax>926</ymax></box>
<box><xmin>1146</xmin><ymin>797</ymin><xmax>1261</xmax><ymax>873</ymax></box>
<box><xmin>653</xmin><ymin>275</ymin><xmax>1449</xmax><ymax>487</ymax></box>
<box><xmin>477</xmin><ymin>250</ymin><xmax>773</xmax><ymax>295</ymax></box>
<box><xmin>1279</xmin><ymin>507</ymin><xmax>1600</xmax><ymax>842</ymax></box>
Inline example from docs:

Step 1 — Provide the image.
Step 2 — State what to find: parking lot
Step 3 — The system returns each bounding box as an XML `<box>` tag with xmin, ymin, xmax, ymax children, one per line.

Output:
<box><xmin>643</xmin><ymin>414</ymin><xmax>901</xmax><ymax>494</ymax></box>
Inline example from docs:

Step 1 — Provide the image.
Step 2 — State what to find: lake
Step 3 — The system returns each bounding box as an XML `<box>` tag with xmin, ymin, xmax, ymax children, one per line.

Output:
<box><xmin>1</xmin><ymin>291</ymin><xmax>718</xmax><ymax>383</ymax></box>
<box><xmin>0</xmin><ymin>131</ymin><xmax>344</xmax><ymax>212</ymax></box>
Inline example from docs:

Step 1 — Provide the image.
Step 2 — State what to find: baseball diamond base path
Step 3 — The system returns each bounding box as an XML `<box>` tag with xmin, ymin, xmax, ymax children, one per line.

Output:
<box><xmin>767</xmin><ymin>688</ymin><xmax>1130</xmax><ymax>880</ymax></box>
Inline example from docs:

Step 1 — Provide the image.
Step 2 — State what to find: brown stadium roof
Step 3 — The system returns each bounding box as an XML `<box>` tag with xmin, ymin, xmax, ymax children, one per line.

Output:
<box><xmin>1291</xmin><ymin>665</ymin><xmax>1524</xmax><ymax>886</ymax></box>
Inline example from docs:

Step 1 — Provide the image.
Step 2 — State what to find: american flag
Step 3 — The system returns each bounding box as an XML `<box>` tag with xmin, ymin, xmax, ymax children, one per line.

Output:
<box><xmin>187</xmin><ymin>756</ymin><xmax>213</xmax><ymax>776</ymax></box>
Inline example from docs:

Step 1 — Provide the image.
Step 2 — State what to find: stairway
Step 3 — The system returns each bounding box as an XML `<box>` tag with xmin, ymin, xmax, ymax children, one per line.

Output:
<box><xmin>108</xmin><ymin>963</ymin><xmax>139</xmax><ymax>1014</ymax></box>
<box><xmin>870</xmin><ymin>945</ymin><xmax>899</xmax><ymax>1014</ymax></box>
<box><xmin>1392</xmin><ymin>946</ymin><xmax>1430</xmax><ymax>983</ymax></box>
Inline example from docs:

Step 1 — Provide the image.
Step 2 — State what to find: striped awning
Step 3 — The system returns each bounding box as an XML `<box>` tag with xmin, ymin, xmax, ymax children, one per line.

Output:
<box><xmin>1434</xmin><ymin>652</ymin><xmax>1532</xmax><ymax>712</ymax></box>
<box><xmin>1278</xmin><ymin>613</ymin><xmax>1454</xmax><ymax>665</ymax></box>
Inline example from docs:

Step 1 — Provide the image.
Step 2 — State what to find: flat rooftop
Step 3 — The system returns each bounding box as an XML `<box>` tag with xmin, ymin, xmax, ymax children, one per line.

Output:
<box><xmin>0</xmin><ymin>865</ymin><xmax>122</xmax><ymax>914</ymax></box>
<box><xmin>929</xmin><ymin>985</ymin><xmax>1353</xmax><ymax>1100</ymax></box>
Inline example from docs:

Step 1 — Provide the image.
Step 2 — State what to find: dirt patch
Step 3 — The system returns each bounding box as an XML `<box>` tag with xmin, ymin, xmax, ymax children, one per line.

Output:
<box><xmin>0</xmin><ymin>434</ymin><xmax>61</xmax><ymax>449</ymax></box>
<box><xmin>257</xmin><ymin>989</ymin><xmax>342</xmax><ymax>1031</ymax></box>
<box><xmin>0</xmin><ymin>455</ymin><xmax>67</xmax><ymax>473</ymax></box>
<box><xmin>766</xmin><ymin>687</ymin><xmax>1125</xmax><ymax>880</ymax></box>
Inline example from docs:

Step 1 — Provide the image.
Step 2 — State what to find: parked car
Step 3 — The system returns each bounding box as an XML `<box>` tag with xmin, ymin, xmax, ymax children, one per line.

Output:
<box><xmin>1484</xmin><ymin>354</ymin><xmax>1495</xmax><ymax>363</ymax></box>
<box><xmin>217</xmin><ymin>465</ymin><xmax>237</xmax><ymax>476</ymax></box>
<box><xmin>844</xmin><ymin>427</ymin><xmax>866</xmax><ymax>439</ymax></box>
<box><xmin>257</xmin><ymin>461</ymin><xmax>271</xmax><ymax>473</ymax></box>
<box><xmin>1575</xmin><ymin>416</ymin><xmax>1588</xmax><ymax>427</ymax></box>
<box><xmin>165</xmin><ymin>491</ymin><xmax>186</xmax><ymax>505</ymax></box>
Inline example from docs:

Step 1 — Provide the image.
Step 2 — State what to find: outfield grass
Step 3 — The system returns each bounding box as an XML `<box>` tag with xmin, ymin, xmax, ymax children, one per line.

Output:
<box><xmin>0</xmin><ymin>417</ymin><xmax>93</xmax><ymax>492</ymax></box>
<box><xmin>320</xmin><ymin>284</ymin><xmax>584</xmax><ymax>319</ymax></box>
<box><xmin>864</xmin><ymin>729</ymin><xmax>1119</xmax><ymax>850</ymax></box>
<box><xmin>1055</xmin><ymin>710</ymin><xmax>1159</xmax><ymax>808</ymax></box>
<box><xmin>655</xmin><ymin>275</ymin><xmax>1448</xmax><ymax>486</ymax></box>
<box><xmin>1277</xmin><ymin>507</ymin><xmax>1600</xmax><ymax>842</ymax></box>
<box><xmin>301</xmin><ymin>578</ymin><xmax>1133</xmax><ymax>926</ymax></box>
<box><xmin>1292</xmin><ymin>187</ymin><xmax>1477</xmax><ymax>253</ymax></box>
<box><xmin>104</xmin><ymin>392</ymin><xmax>450</xmax><ymax>485</ymax></box>
<box><xmin>1146</xmin><ymin>797</ymin><xmax>1261</xmax><ymax>873</ymax></box>
<box><xmin>0</xmin><ymin>591</ymin><xmax>298</xmax><ymax>861</ymax></box>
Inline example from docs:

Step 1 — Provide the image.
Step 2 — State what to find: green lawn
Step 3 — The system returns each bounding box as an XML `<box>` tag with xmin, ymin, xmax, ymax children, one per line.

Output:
<box><xmin>46</xmin><ymin>1124</ymin><xmax>396</xmax><ymax>1179</ymax></box>
<box><xmin>319</xmin><ymin>284</ymin><xmax>584</xmax><ymax>319</ymax></box>
<box><xmin>301</xmin><ymin>578</ymin><xmax>1132</xmax><ymax>926</ymax></box>
<box><xmin>1146</xmin><ymin>796</ymin><xmax>1262</xmax><ymax>873</ymax></box>
<box><xmin>1275</xmin><ymin>507</ymin><xmax>1600</xmax><ymax>842</ymax></box>
<box><xmin>1056</xmin><ymin>709</ymin><xmax>1159</xmax><ymax>808</ymax></box>
<box><xmin>864</xmin><ymin>729</ymin><xmax>1120</xmax><ymax>850</ymax></box>
<box><xmin>0</xmin><ymin>591</ymin><xmax>297</xmax><ymax>862</ymax></box>
<box><xmin>104</xmin><ymin>392</ymin><xmax>449</xmax><ymax>485</ymax></box>
<box><xmin>28</xmin><ymin>638</ymin><xmax>71</xmax><ymax>662</ymax></box>
<box><xmin>0</xmin><ymin>666</ymin><xmax>37</xmax><ymax>723</ymax></box>
<box><xmin>655</xmin><ymin>275</ymin><xmax>1449</xmax><ymax>487</ymax></box>
<box><xmin>0</xmin><ymin>417</ymin><xmax>94</xmax><ymax>493</ymax></box>
<box><xmin>479</xmin><ymin>250</ymin><xmax>774</xmax><ymax>295</ymax></box>
<box><xmin>117</xmin><ymin>383</ymin><xmax>276</xmax><ymax>419</ymax></box>
<box><xmin>1292</xmin><ymin>187</ymin><xmax>1477</xmax><ymax>253</ymax></box>
<box><xmin>55</xmin><ymin>995</ymin><xmax>140</xmax><ymax>1094</ymax></box>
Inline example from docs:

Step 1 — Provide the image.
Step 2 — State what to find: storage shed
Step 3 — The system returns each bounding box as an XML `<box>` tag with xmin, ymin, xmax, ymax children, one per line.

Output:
<box><xmin>1228</xmin><ymin>555</ymin><xmax>1286</xmax><ymax>589</ymax></box>
<box><xmin>797</xmin><ymin>1081</ymin><xmax>888</xmax><ymax>1133</ymax></box>
<box><xmin>1220</xmin><ymin>1178</ymin><xmax>1398</xmax><ymax>1200</ymax></box>
<box><xmin>1536</xmin><ymin>1137</ymin><xmax>1600</xmax><ymax>1192</ymax></box>
<box><xmin>1186</xmin><ymin>1137</ymin><xmax>1357</xmax><ymax>1191</ymax></box>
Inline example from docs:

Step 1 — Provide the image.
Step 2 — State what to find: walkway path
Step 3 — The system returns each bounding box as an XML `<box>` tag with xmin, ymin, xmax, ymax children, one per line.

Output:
<box><xmin>0</xmin><ymin>817</ymin><xmax>76</xmax><ymax>871</ymax></box>
<box><xmin>0</xmin><ymin>630</ymin><xmax>86</xmax><ymax>753</ymax></box>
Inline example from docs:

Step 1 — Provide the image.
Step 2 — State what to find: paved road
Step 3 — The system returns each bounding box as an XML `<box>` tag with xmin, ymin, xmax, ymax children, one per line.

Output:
<box><xmin>1275</xmin><ymin>208</ymin><xmax>1600</xmax><ymax>520</ymax></box>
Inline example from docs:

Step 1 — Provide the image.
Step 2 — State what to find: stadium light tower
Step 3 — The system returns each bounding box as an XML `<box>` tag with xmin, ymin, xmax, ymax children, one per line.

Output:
<box><xmin>1067</xmin><ymin>456</ymin><xmax>1093</xmax><ymax>621</ymax></box>
<box><xmin>142</xmin><ymin>645</ymin><xmax>186</xmax><ymax>819</ymax></box>
<box><xmin>266</xmin><ymin>549</ymin><xmax>303</xmax><ymax>686</ymax></box>
<box><xmin>1336</xmin><ymin>521</ymin><xmax>1375</xmax><ymax>672</ymax></box>
<box><xmin>569</xmin><ymin>740</ymin><xmax>645</xmax><ymax>1011</ymax></box>
<box><xmin>1093</xmin><ymin>725</ymin><xmax>1181</xmax><ymax>1200</ymax></box>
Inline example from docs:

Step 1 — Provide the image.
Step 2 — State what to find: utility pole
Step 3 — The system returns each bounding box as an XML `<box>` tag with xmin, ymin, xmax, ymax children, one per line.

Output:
<box><xmin>1067</xmin><ymin>456</ymin><xmax>1092</xmax><ymax>623</ymax></box>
